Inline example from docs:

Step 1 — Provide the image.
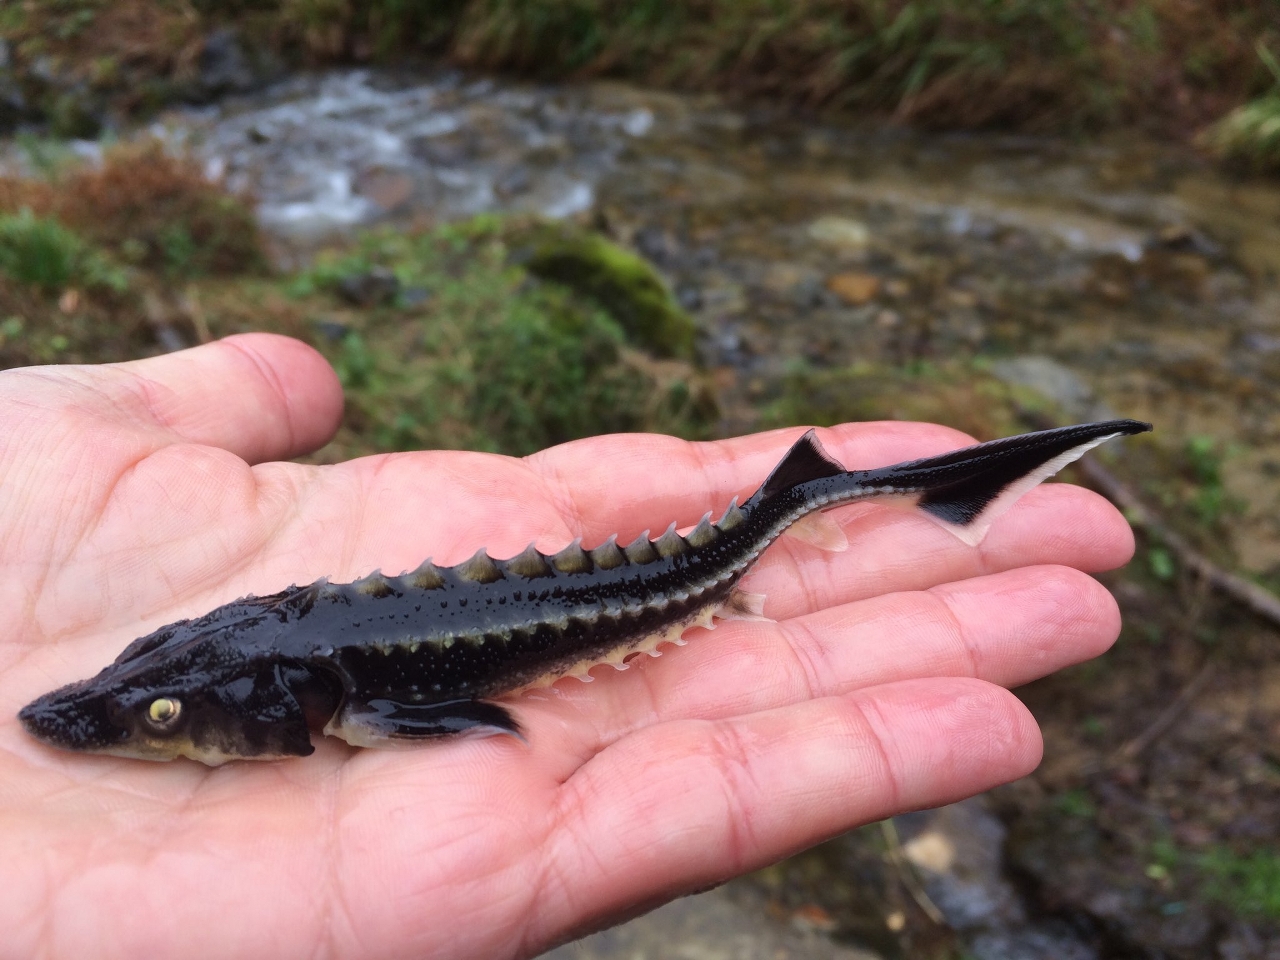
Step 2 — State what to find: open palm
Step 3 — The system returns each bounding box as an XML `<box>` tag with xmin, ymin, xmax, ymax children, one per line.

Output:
<box><xmin>0</xmin><ymin>334</ymin><xmax>1133</xmax><ymax>959</ymax></box>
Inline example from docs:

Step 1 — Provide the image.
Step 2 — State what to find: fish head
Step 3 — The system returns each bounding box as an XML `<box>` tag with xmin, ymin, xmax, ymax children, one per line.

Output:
<box><xmin>20</xmin><ymin>607</ymin><xmax>342</xmax><ymax>765</ymax></box>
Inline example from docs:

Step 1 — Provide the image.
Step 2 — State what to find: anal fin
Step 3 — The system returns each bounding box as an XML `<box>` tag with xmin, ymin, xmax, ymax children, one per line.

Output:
<box><xmin>326</xmin><ymin>697</ymin><xmax>523</xmax><ymax>747</ymax></box>
<box><xmin>785</xmin><ymin>511</ymin><xmax>849</xmax><ymax>552</ymax></box>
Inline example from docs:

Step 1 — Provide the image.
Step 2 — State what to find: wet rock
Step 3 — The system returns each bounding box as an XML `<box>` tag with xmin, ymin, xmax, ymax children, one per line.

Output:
<box><xmin>196</xmin><ymin>29</ymin><xmax>258</xmax><ymax>99</ymax></box>
<box><xmin>495</xmin><ymin>165</ymin><xmax>532</xmax><ymax>198</ymax></box>
<box><xmin>676</xmin><ymin>285</ymin><xmax>702</xmax><ymax>310</ymax></box>
<box><xmin>968</xmin><ymin>928</ymin><xmax>1098</xmax><ymax>960</ymax></box>
<box><xmin>544</xmin><ymin>884</ymin><xmax>884</xmax><ymax>960</ymax></box>
<box><xmin>1147</xmin><ymin>224</ymin><xmax>1223</xmax><ymax>259</ymax></box>
<box><xmin>761</xmin><ymin>262</ymin><xmax>819</xmax><ymax>295</ymax></box>
<box><xmin>1219</xmin><ymin>922</ymin><xmax>1280</xmax><ymax>960</ymax></box>
<box><xmin>826</xmin><ymin>272</ymin><xmax>881</xmax><ymax>306</ymax></box>
<box><xmin>1138</xmin><ymin>249</ymin><xmax>1212</xmax><ymax>301</ymax></box>
<box><xmin>808</xmin><ymin>216</ymin><xmax>871</xmax><ymax>252</ymax></box>
<box><xmin>0</xmin><ymin>40</ymin><xmax>27</xmax><ymax>132</ymax></box>
<box><xmin>990</xmin><ymin>356</ymin><xmax>1117</xmax><ymax>423</ymax></box>
<box><xmin>400</xmin><ymin>287</ymin><xmax>432</xmax><ymax>308</ymax></box>
<box><xmin>356</xmin><ymin>168</ymin><xmax>416</xmax><ymax>213</ymax></box>
<box><xmin>312</xmin><ymin>319</ymin><xmax>351</xmax><ymax>342</ymax></box>
<box><xmin>337</xmin><ymin>267</ymin><xmax>400</xmax><ymax>307</ymax></box>
<box><xmin>900</xmin><ymin>801</ymin><xmax>1026</xmax><ymax>933</ymax></box>
<box><xmin>522</xmin><ymin>223</ymin><xmax>697</xmax><ymax>360</ymax></box>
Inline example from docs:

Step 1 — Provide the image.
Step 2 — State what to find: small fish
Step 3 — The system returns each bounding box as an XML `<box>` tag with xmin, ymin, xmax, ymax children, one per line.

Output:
<box><xmin>19</xmin><ymin>419</ymin><xmax>1150</xmax><ymax>764</ymax></box>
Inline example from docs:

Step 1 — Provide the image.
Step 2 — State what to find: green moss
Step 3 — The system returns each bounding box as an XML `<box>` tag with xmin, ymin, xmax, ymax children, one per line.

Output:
<box><xmin>299</xmin><ymin>217</ymin><xmax>714</xmax><ymax>457</ymax></box>
<box><xmin>519</xmin><ymin>222</ymin><xmax>697</xmax><ymax>361</ymax></box>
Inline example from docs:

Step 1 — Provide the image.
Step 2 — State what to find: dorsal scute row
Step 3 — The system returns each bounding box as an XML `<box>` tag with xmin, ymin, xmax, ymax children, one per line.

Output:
<box><xmin>353</xmin><ymin>496</ymin><xmax>751</xmax><ymax>592</ymax></box>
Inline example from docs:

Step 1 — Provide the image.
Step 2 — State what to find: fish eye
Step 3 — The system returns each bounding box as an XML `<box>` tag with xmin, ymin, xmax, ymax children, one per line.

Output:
<box><xmin>145</xmin><ymin>697</ymin><xmax>182</xmax><ymax>730</ymax></box>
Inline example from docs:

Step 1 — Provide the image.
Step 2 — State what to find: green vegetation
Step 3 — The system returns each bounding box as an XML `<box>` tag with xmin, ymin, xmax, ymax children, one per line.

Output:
<box><xmin>1202</xmin><ymin>846</ymin><xmax>1280</xmax><ymax>919</ymax></box>
<box><xmin>1142</xmin><ymin>839</ymin><xmax>1280</xmax><ymax>921</ymax></box>
<box><xmin>0</xmin><ymin>146</ymin><xmax>713</xmax><ymax>457</ymax></box>
<box><xmin>1207</xmin><ymin>94</ymin><xmax>1280</xmax><ymax>172</ymax></box>
<box><xmin>1052</xmin><ymin>788</ymin><xmax>1097</xmax><ymax>820</ymax></box>
<box><xmin>1180</xmin><ymin>434</ymin><xmax>1242</xmax><ymax>528</ymax></box>
<box><xmin>0</xmin><ymin>141</ymin><xmax>265</xmax><ymax>279</ymax></box>
<box><xmin>0</xmin><ymin>209</ymin><xmax>124</xmax><ymax>292</ymax></box>
<box><xmin>294</xmin><ymin>218</ymin><xmax>714</xmax><ymax>456</ymax></box>
<box><xmin>1203</xmin><ymin>42</ymin><xmax>1280</xmax><ymax>173</ymax></box>
<box><xmin>2</xmin><ymin>1</ymin><xmax>1277</xmax><ymax>146</ymax></box>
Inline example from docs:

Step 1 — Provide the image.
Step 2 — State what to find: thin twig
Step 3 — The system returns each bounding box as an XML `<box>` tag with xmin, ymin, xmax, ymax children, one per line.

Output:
<box><xmin>1075</xmin><ymin>456</ymin><xmax>1280</xmax><ymax>629</ymax></box>
<box><xmin>1110</xmin><ymin>660</ymin><xmax>1217</xmax><ymax>765</ymax></box>
<box><xmin>879</xmin><ymin>818</ymin><xmax>947</xmax><ymax>927</ymax></box>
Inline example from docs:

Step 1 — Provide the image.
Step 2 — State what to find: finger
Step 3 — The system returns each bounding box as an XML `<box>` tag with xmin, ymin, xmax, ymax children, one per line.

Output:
<box><xmin>526</xmin><ymin>420</ymin><xmax>977</xmax><ymax>543</ymax></box>
<box><xmin>29</xmin><ymin>333</ymin><xmax>343</xmax><ymax>465</ymax></box>
<box><xmin>529</xmin><ymin>677</ymin><xmax>1041</xmax><ymax>952</ymax></box>
<box><xmin>115</xmin><ymin>333</ymin><xmax>344</xmax><ymax>463</ymax></box>
<box><xmin>523</xmin><ymin>564</ymin><xmax>1118</xmax><ymax>756</ymax></box>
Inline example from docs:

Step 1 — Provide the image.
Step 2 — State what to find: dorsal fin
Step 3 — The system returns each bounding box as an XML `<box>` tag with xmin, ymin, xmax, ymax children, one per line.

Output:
<box><xmin>755</xmin><ymin>429</ymin><xmax>846</xmax><ymax>501</ymax></box>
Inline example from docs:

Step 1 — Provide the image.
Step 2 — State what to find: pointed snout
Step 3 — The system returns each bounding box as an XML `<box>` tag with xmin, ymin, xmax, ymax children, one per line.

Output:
<box><xmin>18</xmin><ymin>683</ymin><xmax>129</xmax><ymax>753</ymax></box>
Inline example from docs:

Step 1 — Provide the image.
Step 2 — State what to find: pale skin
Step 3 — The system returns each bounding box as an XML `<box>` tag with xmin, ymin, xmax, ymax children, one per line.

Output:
<box><xmin>0</xmin><ymin>334</ymin><xmax>1133</xmax><ymax>959</ymax></box>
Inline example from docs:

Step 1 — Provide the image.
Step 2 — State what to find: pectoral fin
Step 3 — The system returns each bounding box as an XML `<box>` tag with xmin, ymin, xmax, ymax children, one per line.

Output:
<box><xmin>325</xmin><ymin>697</ymin><xmax>523</xmax><ymax>747</ymax></box>
<box><xmin>717</xmin><ymin>589</ymin><xmax>771</xmax><ymax>622</ymax></box>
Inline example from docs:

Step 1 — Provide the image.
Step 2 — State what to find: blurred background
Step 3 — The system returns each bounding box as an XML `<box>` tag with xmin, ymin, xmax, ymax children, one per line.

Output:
<box><xmin>1</xmin><ymin>3</ymin><xmax>1278</xmax><ymax>957</ymax></box>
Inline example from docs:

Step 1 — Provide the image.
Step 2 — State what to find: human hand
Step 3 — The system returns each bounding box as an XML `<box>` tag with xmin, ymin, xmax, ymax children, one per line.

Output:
<box><xmin>0</xmin><ymin>334</ymin><xmax>1133</xmax><ymax>959</ymax></box>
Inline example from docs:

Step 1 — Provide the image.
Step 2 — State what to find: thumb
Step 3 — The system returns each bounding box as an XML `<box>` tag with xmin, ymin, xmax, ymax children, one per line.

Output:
<box><xmin>5</xmin><ymin>333</ymin><xmax>343</xmax><ymax>466</ymax></box>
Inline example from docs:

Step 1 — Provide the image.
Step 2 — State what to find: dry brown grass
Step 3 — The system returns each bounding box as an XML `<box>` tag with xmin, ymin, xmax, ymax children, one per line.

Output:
<box><xmin>0</xmin><ymin>141</ymin><xmax>264</xmax><ymax>276</ymax></box>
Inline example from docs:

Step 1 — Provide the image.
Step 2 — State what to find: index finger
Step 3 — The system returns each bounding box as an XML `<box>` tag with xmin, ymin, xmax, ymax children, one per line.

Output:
<box><xmin>525</xmin><ymin>420</ymin><xmax>978</xmax><ymax>544</ymax></box>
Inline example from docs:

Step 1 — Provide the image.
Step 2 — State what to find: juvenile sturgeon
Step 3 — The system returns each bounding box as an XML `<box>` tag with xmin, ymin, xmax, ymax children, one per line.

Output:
<box><xmin>19</xmin><ymin>419</ymin><xmax>1150</xmax><ymax>764</ymax></box>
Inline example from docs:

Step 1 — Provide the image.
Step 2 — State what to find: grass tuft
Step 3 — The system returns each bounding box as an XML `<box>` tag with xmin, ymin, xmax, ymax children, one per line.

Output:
<box><xmin>0</xmin><ymin>208</ymin><xmax>126</xmax><ymax>293</ymax></box>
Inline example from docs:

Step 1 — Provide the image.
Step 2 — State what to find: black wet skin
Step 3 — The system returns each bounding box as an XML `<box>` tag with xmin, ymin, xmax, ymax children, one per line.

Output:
<box><xmin>18</xmin><ymin>420</ymin><xmax>1151</xmax><ymax>762</ymax></box>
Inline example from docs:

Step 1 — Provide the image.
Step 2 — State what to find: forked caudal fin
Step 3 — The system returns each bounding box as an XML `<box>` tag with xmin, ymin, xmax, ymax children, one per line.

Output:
<box><xmin>759</xmin><ymin>419</ymin><xmax>1152</xmax><ymax>548</ymax></box>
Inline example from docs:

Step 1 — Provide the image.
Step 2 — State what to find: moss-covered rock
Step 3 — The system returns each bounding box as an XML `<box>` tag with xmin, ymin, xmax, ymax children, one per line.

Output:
<box><xmin>291</xmin><ymin>216</ymin><xmax>715</xmax><ymax>457</ymax></box>
<box><xmin>518</xmin><ymin>222</ymin><xmax>698</xmax><ymax>362</ymax></box>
